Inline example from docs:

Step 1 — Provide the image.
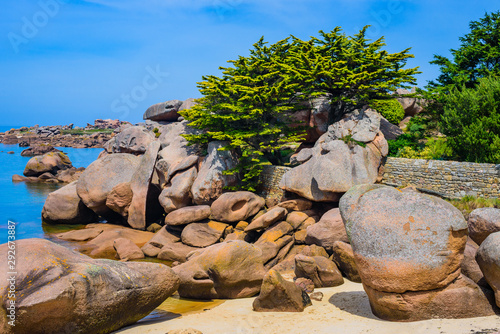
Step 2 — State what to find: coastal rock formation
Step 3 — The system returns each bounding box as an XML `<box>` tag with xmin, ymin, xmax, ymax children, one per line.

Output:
<box><xmin>364</xmin><ymin>275</ymin><xmax>496</xmax><ymax>321</ymax></box>
<box><xmin>294</xmin><ymin>254</ymin><xmax>344</xmax><ymax>288</ymax></box>
<box><xmin>112</xmin><ymin>126</ymin><xmax>155</xmax><ymax>154</ymax></box>
<box><xmin>23</xmin><ymin>151</ymin><xmax>72</xmax><ymax>177</ymax></box>
<box><xmin>477</xmin><ymin>231</ymin><xmax>500</xmax><ymax>307</ymax></box>
<box><xmin>339</xmin><ymin>184</ymin><xmax>497</xmax><ymax>321</ymax></box>
<box><xmin>280</xmin><ymin>108</ymin><xmax>387</xmax><ymax>202</ymax></box>
<box><xmin>42</xmin><ymin>181</ymin><xmax>97</xmax><ymax>224</ymax></box>
<box><xmin>143</xmin><ymin>100</ymin><xmax>183</xmax><ymax>121</ymax></box>
<box><xmin>305</xmin><ymin>208</ymin><xmax>349</xmax><ymax>253</ymax></box>
<box><xmin>76</xmin><ymin>153</ymin><xmax>141</xmax><ymax>222</ymax></box>
<box><xmin>253</xmin><ymin>269</ymin><xmax>311</xmax><ymax>312</ymax></box>
<box><xmin>331</xmin><ymin>241</ymin><xmax>361</xmax><ymax>282</ymax></box>
<box><xmin>181</xmin><ymin>221</ymin><xmax>229</xmax><ymax>247</ymax></box>
<box><xmin>56</xmin><ymin>224</ymin><xmax>153</xmax><ymax>258</ymax></box>
<box><xmin>127</xmin><ymin>141</ymin><xmax>161</xmax><ymax>230</ymax></box>
<box><xmin>165</xmin><ymin>205</ymin><xmax>211</xmax><ymax>226</ymax></box>
<box><xmin>20</xmin><ymin>145</ymin><xmax>60</xmax><ymax>157</ymax></box>
<box><xmin>0</xmin><ymin>239</ymin><xmax>179</xmax><ymax>334</ymax></box>
<box><xmin>191</xmin><ymin>141</ymin><xmax>239</xmax><ymax>205</ymax></box>
<box><xmin>210</xmin><ymin>191</ymin><xmax>265</xmax><ymax>223</ymax></box>
<box><xmin>159</xmin><ymin>166</ymin><xmax>198</xmax><ymax>213</ymax></box>
<box><xmin>462</xmin><ymin>238</ymin><xmax>488</xmax><ymax>287</ymax></box>
<box><xmin>254</xmin><ymin>221</ymin><xmax>294</xmax><ymax>266</ymax></box>
<box><xmin>113</xmin><ymin>237</ymin><xmax>145</xmax><ymax>261</ymax></box>
<box><xmin>245</xmin><ymin>207</ymin><xmax>287</xmax><ymax>232</ymax></box>
<box><xmin>468</xmin><ymin>208</ymin><xmax>500</xmax><ymax>245</ymax></box>
<box><xmin>173</xmin><ymin>241</ymin><xmax>266</xmax><ymax>299</ymax></box>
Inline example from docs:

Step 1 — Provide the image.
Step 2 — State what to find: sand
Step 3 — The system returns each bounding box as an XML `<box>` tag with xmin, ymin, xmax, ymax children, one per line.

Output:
<box><xmin>115</xmin><ymin>280</ymin><xmax>500</xmax><ymax>334</ymax></box>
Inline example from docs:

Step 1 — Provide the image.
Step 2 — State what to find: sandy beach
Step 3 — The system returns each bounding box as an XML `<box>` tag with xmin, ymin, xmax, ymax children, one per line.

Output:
<box><xmin>116</xmin><ymin>280</ymin><xmax>500</xmax><ymax>334</ymax></box>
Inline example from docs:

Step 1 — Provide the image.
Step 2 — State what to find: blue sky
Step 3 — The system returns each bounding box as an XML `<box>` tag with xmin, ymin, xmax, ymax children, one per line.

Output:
<box><xmin>0</xmin><ymin>0</ymin><xmax>498</xmax><ymax>127</ymax></box>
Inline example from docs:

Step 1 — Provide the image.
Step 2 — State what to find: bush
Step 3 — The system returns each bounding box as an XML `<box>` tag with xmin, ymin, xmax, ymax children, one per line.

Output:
<box><xmin>396</xmin><ymin>137</ymin><xmax>452</xmax><ymax>160</ymax></box>
<box><xmin>447</xmin><ymin>195</ymin><xmax>500</xmax><ymax>220</ymax></box>
<box><xmin>440</xmin><ymin>75</ymin><xmax>500</xmax><ymax>163</ymax></box>
<box><xmin>369</xmin><ymin>99</ymin><xmax>405</xmax><ymax>125</ymax></box>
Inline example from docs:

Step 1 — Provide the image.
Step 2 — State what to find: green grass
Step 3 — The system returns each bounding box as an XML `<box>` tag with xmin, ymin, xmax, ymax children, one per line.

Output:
<box><xmin>61</xmin><ymin>128</ymin><xmax>115</xmax><ymax>135</ymax></box>
<box><xmin>447</xmin><ymin>195</ymin><xmax>500</xmax><ymax>220</ymax></box>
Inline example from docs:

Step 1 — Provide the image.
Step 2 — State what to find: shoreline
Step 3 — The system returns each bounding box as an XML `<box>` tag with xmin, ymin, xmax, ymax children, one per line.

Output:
<box><xmin>116</xmin><ymin>280</ymin><xmax>500</xmax><ymax>334</ymax></box>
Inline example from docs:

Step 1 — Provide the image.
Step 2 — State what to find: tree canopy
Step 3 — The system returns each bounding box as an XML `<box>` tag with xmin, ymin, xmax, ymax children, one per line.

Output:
<box><xmin>180</xmin><ymin>26</ymin><xmax>420</xmax><ymax>190</ymax></box>
<box><xmin>428</xmin><ymin>11</ymin><xmax>500</xmax><ymax>91</ymax></box>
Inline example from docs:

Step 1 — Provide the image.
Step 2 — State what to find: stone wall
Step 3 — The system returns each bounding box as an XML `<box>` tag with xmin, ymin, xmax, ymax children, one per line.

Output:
<box><xmin>258</xmin><ymin>165</ymin><xmax>292</xmax><ymax>204</ymax></box>
<box><xmin>382</xmin><ymin>157</ymin><xmax>500</xmax><ymax>199</ymax></box>
<box><xmin>258</xmin><ymin>159</ymin><xmax>500</xmax><ymax>202</ymax></box>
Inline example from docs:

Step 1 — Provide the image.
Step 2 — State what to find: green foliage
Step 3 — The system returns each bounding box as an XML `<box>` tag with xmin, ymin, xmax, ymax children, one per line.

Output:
<box><xmin>179</xmin><ymin>37</ymin><xmax>308</xmax><ymax>191</ymax></box>
<box><xmin>341</xmin><ymin>134</ymin><xmax>367</xmax><ymax>148</ymax></box>
<box><xmin>397</xmin><ymin>137</ymin><xmax>452</xmax><ymax>160</ymax></box>
<box><xmin>61</xmin><ymin>128</ymin><xmax>114</xmax><ymax>135</ymax></box>
<box><xmin>369</xmin><ymin>99</ymin><xmax>405</xmax><ymax>125</ymax></box>
<box><xmin>429</xmin><ymin>11</ymin><xmax>500</xmax><ymax>91</ymax></box>
<box><xmin>440</xmin><ymin>75</ymin><xmax>500</xmax><ymax>163</ymax></box>
<box><xmin>447</xmin><ymin>195</ymin><xmax>500</xmax><ymax>220</ymax></box>
<box><xmin>153</xmin><ymin>127</ymin><xmax>161</xmax><ymax>138</ymax></box>
<box><xmin>288</xmin><ymin>26</ymin><xmax>420</xmax><ymax>123</ymax></box>
<box><xmin>180</xmin><ymin>27</ymin><xmax>420</xmax><ymax>189</ymax></box>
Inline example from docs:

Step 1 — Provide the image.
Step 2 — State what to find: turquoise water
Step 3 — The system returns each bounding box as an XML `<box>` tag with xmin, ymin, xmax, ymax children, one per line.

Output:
<box><xmin>0</xmin><ymin>143</ymin><xmax>102</xmax><ymax>244</ymax></box>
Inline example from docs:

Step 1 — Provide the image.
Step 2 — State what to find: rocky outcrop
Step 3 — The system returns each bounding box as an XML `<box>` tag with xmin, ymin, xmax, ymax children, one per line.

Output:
<box><xmin>143</xmin><ymin>100</ymin><xmax>183</xmax><ymax>122</ymax></box>
<box><xmin>159</xmin><ymin>167</ymin><xmax>198</xmax><ymax>213</ymax></box>
<box><xmin>23</xmin><ymin>151</ymin><xmax>72</xmax><ymax>177</ymax></box>
<box><xmin>173</xmin><ymin>241</ymin><xmax>267</xmax><ymax>299</ymax></box>
<box><xmin>280</xmin><ymin>108</ymin><xmax>387</xmax><ymax>202</ymax></box>
<box><xmin>191</xmin><ymin>141</ymin><xmax>239</xmax><ymax>205</ymax></box>
<box><xmin>477</xmin><ymin>231</ymin><xmax>500</xmax><ymax>307</ymax></box>
<box><xmin>42</xmin><ymin>181</ymin><xmax>97</xmax><ymax>224</ymax></box>
<box><xmin>76</xmin><ymin>153</ymin><xmax>141</xmax><ymax>222</ymax></box>
<box><xmin>0</xmin><ymin>239</ymin><xmax>179</xmax><ymax>334</ymax></box>
<box><xmin>294</xmin><ymin>254</ymin><xmax>344</xmax><ymax>288</ymax></box>
<box><xmin>127</xmin><ymin>141</ymin><xmax>161</xmax><ymax>230</ymax></box>
<box><xmin>395</xmin><ymin>87</ymin><xmax>424</xmax><ymax>117</ymax></box>
<box><xmin>340</xmin><ymin>184</ymin><xmax>496</xmax><ymax>321</ymax></box>
<box><xmin>331</xmin><ymin>241</ymin><xmax>361</xmax><ymax>283</ymax></box>
<box><xmin>181</xmin><ymin>221</ymin><xmax>229</xmax><ymax>247</ymax></box>
<box><xmin>305</xmin><ymin>208</ymin><xmax>348</xmax><ymax>253</ymax></box>
<box><xmin>253</xmin><ymin>269</ymin><xmax>311</xmax><ymax>312</ymax></box>
<box><xmin>165</xmin><ymin>205</ymin><xmax>211</xmax><ymax>226</ymax></box>
<box><xmin>210</xmin><ymin>191</ymin><xmax>265</xmax><ymax>223</ymax></box>
<box><xmin>20</xmin><ymin>145</ymin><xmax>60</xmax><ymax>157</ymax></box>
<box><xmin>113</xmin><ymin>237</ymin><xmax>145</xmax><ymax>261</ymax></box>
<box><xmin>462</xmin><ymin>238</ymin><xmax>488</xmax><ymax>287</ymax></box>
<box><xmin>245</xmin><ymin>207</ymin><xmax>287</xmax><ymax>232</ymax></box>
<box><xmin>468</xmin><ymin>208</ymin><xmax>500</xmax><ymax>245</ymax></box>
<box><xmin>112</xmin><ymin>126</ymin><xmax>155</xmax><ymax>154</ymax></box>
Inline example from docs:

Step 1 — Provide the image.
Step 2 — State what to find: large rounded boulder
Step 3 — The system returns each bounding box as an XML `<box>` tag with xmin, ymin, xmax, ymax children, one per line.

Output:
<box><xmin>173</xmin><ymin>241</ymin><xmax>267</xmax><ymax>299</ymax></box>
<box><xmin>23</xmin><ymin>151</ymin><xmax>72</xmax><ymax>177</ymax></box>
<box><xmin>76</xmin><ymin>154</ymin><xmax>141</xmax><ymax>220</ymax></box>
<box><xmin>477</xmin><ymin>231</ymin><xmax>500</xmax><ymax>307</ymax></box>
<box><xmin>0</xmin><ymin>239</ymin><xmax>179</xmax><ymax>334</ymax></box>
<box><xmin>340</xmin><ymin>184</ymin><xmax>468</xmax><ymax>293</ymax></box>
<box><xmin>210</xmin><ymin>191</ymin><xmax>265</xmax><ymax>223</ymax></box>
<box><xmin>468</xmin><ymin>208</ymin><xmax>500</xmax><ymax>245</ymax></box>
<box><xmin>42</xmin><ymin>181</ymin><xmax>98</xmax><ymax>224</ymax></box>
<box><xmin>112</xmin><ymin>126</ymin><xmax>155</xmax><ymax>154</ymax></box>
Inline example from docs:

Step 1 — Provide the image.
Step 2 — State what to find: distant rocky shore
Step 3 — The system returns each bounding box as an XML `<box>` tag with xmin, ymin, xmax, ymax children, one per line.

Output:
<box><xmin>0</xmin><ymin>119</ymin><xmax>130</xmax><ymax>150</ymax></box>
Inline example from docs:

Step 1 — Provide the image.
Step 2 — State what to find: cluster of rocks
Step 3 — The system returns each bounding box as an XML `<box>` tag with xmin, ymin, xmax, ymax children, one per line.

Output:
<box><xmin>340</xmin><ymin>184</ymin><xmax>499</xmax><ymax>321</ymax></box>
<box><xmin>12</xmin><ymin>151</ymin><xmax>84</xmax><ymax>184</ymax></box>
<box><xmin>90</xmin><ymin>119</ymin><xmax>130</xmax><ymax>130</ymax></box>
<box><xmin>143</xmin><ymin>98</ymin><xmax>196</xmax><ymax>122</ymax></box>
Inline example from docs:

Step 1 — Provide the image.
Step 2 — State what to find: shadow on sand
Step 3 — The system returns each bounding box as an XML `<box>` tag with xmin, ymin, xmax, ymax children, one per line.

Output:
<box><xmin>328</xmin><ymin>290</ymin><xmax>379</xmax><ymax>320</ymax></box>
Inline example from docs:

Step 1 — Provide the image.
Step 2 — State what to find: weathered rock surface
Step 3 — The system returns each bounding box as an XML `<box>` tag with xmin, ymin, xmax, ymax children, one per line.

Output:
<box><xmin>340</xmin><ymin>184</ymin><xmax>468</xmax><ymax>293</ymax></box>
<box><xmin>462</xmin><ymin>238</ymin><xmax>488</xmax><ymax>288</ymax></box>
<box><xmin>181</xmin><ymin>221</ymin><xmax>229</xmax><ymax>247</ymax></box>
<box><xmin>165</xmin><ymin>205</ymin><xmax>211</xmax><ymax>226</ymax></box>
<box><xmin>305</xmin><ymin>208</ymin><xmax>348</xmax><ymax>253</ymax></box>
<box><xmin>113</xmin><ymin>237</ymin><xmax>145</xmax><ymax>261</ymax></box>
<box><xmin>76</xmin><ymin>154</ymin><xmax>141</xmax><ymax>220</ymax></box>
<box><xmin>56</xmin><ymin>224</ymin><xmax>153</xmax><ymax>258</ymax></box>
<box><xmin>379</xmin><ymin>117</ymin><xmax>403</xmax><ymax>140</ymax></box>
<box><xmin>286</xmin><ymin>212</ymin><xmax>309</xmax><ymax>230</ymax></box>
<box><xmin>280</xmin><ymin>109</ymin><xmax>387</xmax><ymax>202</ymax></box>
<box><xmin>254</xmin><ymin>221</ymin><xmax>294</xmax><ymax>265</ymax></box>
<box><xmin>278</xmin><ymin>199</ymin><xmax>312</xmax><ymax>211</ymax></box>
<box><xmin>127</xmin><ymin>141</ymin><xmax>161</xmax><ymax>229</ymax></box>
<box><xmin>106</xmin><ymin>182</ymin><xmax>133</xmax><ymax>217</ymax></box>
<box><xmin>364</xmin><ymin>275</ymin><xmax>497</xmax><ymax>321</ymax></box>
<box><xmin>210</xmin><ymin>191</ymin><xmax>265</xmax><ymax>223</ymax></box>
<box><xmin>0</xmin><ymin>239</ymin><xmax>179</xmax><ymax>334</ymax></box>
<box><xmin>23</xmin><ymin>151</ymin><xmax>72</xmax><ymax>177</ymax></box>
<box><xmin>253</xmin><ymin>269</ymin><xmax>311</xmax><ymax>312</ymax></box>
<box><xmin>173</xmin><ymin>241</ymin><xmax>267</xmax><ymax>299</ymax></box>
<box><xmin>477</xmin><ymin>231</ymin><xmax>500</xmax><ymax>307</ymax></box>
<box><xmin>331</xmin><ymin>241</ymin><xmax>361</xmax><ymax>283</ymax></box>
<box><xmin>468</xmin><ymin>208</ymin><xmax>500</xmax><ymax>245</ymax></box>
<box><xmin>112</xmin><ymin>126</ymin><xmax>155</xmax><ymax>154</ymax></box>
<box><xmin>143</xmin><ymin>100</ymin><xmax>183</xmax><ymax>121</ymax></box>
<box><xmin>294</xmin><ymin>254</ymin><xmax>344</xmax><ymax>288</ymax></box>
<box><xmin>159</xmin><ymin>167</ymin><xmax>198</xmax><ymax>213</ymax></box>
<box><xmin>42</xmin><ymin>181</ymin><xmax>97</xmax><ymax>224</ymax></box>
<box><xmin>245</xmin><ymin>207</ymin><xmax>287</xmax><ymax>232</ymax></box>
<box><xmin>158</xmin><ymin>242</ymin><xmax>199</xmax><ymax>263</ymax></box>
<box><xmin>191</xmin><ymin>141</ymin><xmax>239</xmax><ymax>205</ymax></box>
